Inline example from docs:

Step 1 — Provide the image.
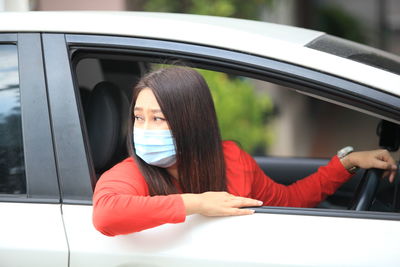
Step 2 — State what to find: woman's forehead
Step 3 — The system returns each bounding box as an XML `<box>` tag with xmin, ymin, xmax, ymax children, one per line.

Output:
<box><xmin>135</xmin><ymin>88</ymin><xmax>161</xmax><ymax>110</ymax></box>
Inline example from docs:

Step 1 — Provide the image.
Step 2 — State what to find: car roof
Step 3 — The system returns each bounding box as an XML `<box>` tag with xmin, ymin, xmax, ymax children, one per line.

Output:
<box><xmin>1</xmin><ymin>11</ymin><xmax>399</xmax><ymax>95</ymax></box>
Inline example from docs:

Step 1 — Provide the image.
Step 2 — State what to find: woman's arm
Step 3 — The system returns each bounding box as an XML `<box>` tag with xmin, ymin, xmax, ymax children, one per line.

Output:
<box><xmin>251</xmin><ymin>155</ymin><xmax>352</xmax><ymax>207</ymax></box>
<box><xmin>94</xmin><ymin>149</ymin><xmax>397</xmax><ymax>235</ymax></box>
<box><xmin>93</xmin><ymin>159</ymin><xmax>263</xmax><ymax>236</ymax></box>
<box><xmin>250</xmin><ymin>149</ymin><xmax>397</xmax><ymax>208</ymax></box>
<box><xmin>93</xmin><ymin>186</ymin><xmax>186</xmax><ymax>236</ymax></box>
<box><xmin>93</xmin><ymin>159</ymin><xmax>187</xmax><ymax>236</ymax></box>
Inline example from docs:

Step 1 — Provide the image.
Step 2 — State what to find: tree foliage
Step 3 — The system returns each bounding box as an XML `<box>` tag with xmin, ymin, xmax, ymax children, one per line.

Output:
<box><xmin>315</xmin><ymin>5</ymin><xmax>366</xmax><ymax>43</ymax></box>
<box><xmin>141</xmin><ymin>0</ymin><xmax>275</xmax><ymax>153</ymax></box>
<box><xmin>198</xmin><ymin>69</ymin><xmax>273</xmax><ymax>153</ymax></box>
<box><xmin>142</xmin><ymin>0</ymin><xmax>271</xmax><ymax>19</ymax></box>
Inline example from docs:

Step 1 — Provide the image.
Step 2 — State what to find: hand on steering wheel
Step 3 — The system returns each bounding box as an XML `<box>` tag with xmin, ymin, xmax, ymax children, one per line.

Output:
<box><xmin>341</xmin><ymin>149</ymin><xmax>397</xmax><ymax>182</ymax></box>
<box><xmin>349</xmin><ymin>168</ymin><xmax>383</xmax><ymax>211</ymax></box>
<box><xmin>344</xmin><ymin>149</ymin><xmax>397</xmax><ymax>211</ymax></box>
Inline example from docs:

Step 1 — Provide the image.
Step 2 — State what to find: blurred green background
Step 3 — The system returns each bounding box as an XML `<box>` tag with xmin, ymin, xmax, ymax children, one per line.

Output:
<box><xmin>198</xmin><ymin>69</ymin><xmax>273</xmax><ymax>154</ymax></box>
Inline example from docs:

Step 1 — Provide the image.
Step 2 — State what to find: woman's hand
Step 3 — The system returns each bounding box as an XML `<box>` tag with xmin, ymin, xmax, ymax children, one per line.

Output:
<box><xmin>181</xmin><ymin>192</ymin><xmax>263</xmax><ymax>216</ymax></box>
<box><xmin>341</xmin><ymin>149</ymin><xmax>397</xmax><ymax>182</ymax></box>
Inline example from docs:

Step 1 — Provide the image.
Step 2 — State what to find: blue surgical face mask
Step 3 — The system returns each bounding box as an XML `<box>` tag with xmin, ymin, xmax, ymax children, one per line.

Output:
<box><xmin>133</xmin><ymin>128</ymin><xmax>177</xmax><ymax>168</ymax></box>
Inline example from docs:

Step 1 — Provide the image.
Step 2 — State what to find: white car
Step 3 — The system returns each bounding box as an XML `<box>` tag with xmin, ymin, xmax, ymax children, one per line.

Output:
<box><xmin>0</xmin><ymin>11</ymin><xmax>400</xmax><ymax>267</ymax></box>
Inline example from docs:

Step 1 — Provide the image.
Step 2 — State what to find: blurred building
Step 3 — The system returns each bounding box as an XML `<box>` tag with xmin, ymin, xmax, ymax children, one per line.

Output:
<box><xmin>0</xmin><ymin>0</ymin><xmax>30</xmax><ymax>11</ymax></box>
<box><xmin>260</xmin><ymin>0</ymin><xmax>400</xmax><ymax>157</ymax></box>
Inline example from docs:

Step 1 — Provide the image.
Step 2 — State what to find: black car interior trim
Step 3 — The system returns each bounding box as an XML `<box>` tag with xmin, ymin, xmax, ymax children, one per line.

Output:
<box><xmin>18</xmin><ymin>33</ymin><xmax>61</xmax><ymax>201</ymax></box>
<box><xmin>253</xmin><ymin>206</ymin><xmax>400</xmax><ymax>221</ymax></box>
<box><xmin>42</xmin><ymin>33</ymin><xmax>93</xmax><ymax>202</ymax></box>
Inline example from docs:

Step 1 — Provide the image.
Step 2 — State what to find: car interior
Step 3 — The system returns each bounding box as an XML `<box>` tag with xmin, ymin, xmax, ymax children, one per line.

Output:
<box><xmin>71</xmin><ymin>51</ymin><xmax>400</xmax><ymax>214</ymax></box>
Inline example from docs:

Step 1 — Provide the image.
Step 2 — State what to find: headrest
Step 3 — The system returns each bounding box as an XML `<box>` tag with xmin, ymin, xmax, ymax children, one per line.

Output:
<box><xmin>377</xmin><ymin>120</ymin><xmax>400</xmax><ymax>151</ymax></box>
<box><xmin>84</xmin><ymin>81</ymin><xmax>129</xmax><ymax>172</ymax></box>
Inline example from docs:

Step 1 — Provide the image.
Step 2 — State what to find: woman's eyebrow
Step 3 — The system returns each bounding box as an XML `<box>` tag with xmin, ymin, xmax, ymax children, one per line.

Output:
<box><xmin>134</xmin><ymin>107</ymin><xmax>162</xmax><ymax>114</ymax></box>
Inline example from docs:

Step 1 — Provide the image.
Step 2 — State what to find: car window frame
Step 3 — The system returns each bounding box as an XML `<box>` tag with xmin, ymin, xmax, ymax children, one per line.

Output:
<box><xmin>0</xmin><ymin>33</ymin><xmax>60</xmax><ymax>203</ymax></box>
<box><xmin>42</xmin><ymin>33</ymin><xmax>93</xmax><ymax>205</ymax></box>
<box><xmin>64</xmin><ymin>33</ymin><xmax>400</xmax><ymax>221</ymax></box>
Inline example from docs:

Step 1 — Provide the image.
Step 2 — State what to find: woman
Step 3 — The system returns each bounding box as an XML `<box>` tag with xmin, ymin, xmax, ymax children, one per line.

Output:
<box><xmin>93</xmin><ymin>67</ymin><xmax>397</xmax><ymax>236</ymax></box>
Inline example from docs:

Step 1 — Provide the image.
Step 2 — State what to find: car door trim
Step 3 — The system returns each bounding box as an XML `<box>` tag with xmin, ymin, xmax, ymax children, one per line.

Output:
<box><xmin>18</xmin><ymin>33</ymin><xmax>60</xmax><ymax>201</ymax></box>
<box><xmin>42</xmin><ymin>33</ymin><xmax>93</xmax><ymax>203</ymax></box>
<box><xmin>253</xmin><ymin>206</ymin><xmax>400</xmax><ymax>221</ymax></box>
<box><xmin>0</xmin><ymin>33</ymin><xmax>17</xmax><ymax>42</ymax></box>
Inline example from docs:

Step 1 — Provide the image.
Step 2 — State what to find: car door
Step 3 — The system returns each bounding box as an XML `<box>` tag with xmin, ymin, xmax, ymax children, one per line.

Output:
<box><xmin>0</xmin><ymin>33</ymin><xmax>68</xmax><ymax>266</ymax></box>
<box><xmin>44</xmin><ymin>33</ymin><xmax>400</xmax><ymax>266</ymax></box>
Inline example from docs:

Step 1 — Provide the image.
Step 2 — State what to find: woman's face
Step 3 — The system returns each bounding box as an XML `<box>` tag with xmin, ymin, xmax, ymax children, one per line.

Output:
<box><xmin>134</xmin><ymin>88</ymin><xmax>170</xmax><ymax>130</ymax></box>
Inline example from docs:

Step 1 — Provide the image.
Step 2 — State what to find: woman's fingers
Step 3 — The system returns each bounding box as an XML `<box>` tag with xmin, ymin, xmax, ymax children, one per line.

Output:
<box><xmin>389</xmin><ymin>171</ymin><xmax>396</xmax><ymax>183</ymax></box>
<box><xmin>375</xmin><ymin>160</ymin><xmax>392</xmax><ymax>170</ymax></box>
<box><xmin>206</xmin><ymin>208</ymin><xmax>255</xmax><ymax>217</ymax></box>
<box><xmin>228</xmin><ymin>208</ymin><xmax>255</xmax><ymax>216</ymax></box>
<box><xmin>384</xmin><ymin>169</ymin><xmax>397</xmax><ymax>183</ymax></box>
<box><xmin>352</xmin><ymin>150</ymin><xmax>397</xmax><ymax>183</ymax></box>
<box><xmin>229</xmin><ymin>196</ymin><xmax>263</xmax><ymax>208</ymax></box>
<box><xmin>383</xmin><ymin>170</ymin><xmax>395</xmax><ymax>183</ymax></box>
<box><xmin>195</xmin><ymin>191</ymin><xmax>262</xmax><ymax>217</ymax></box>
<box><xmin>379</xmin><ymin>150</ymin><xmax>397</xmax><ymax>167</ymax></box>
<box><xmin>375</xmin><ymin>150</ymin><xmax>397</xmax><ymax>183</ymax></box>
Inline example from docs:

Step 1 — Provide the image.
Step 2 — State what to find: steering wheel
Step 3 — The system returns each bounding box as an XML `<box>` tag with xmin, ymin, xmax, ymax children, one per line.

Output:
<box><xmin>349</xmin><ymin>168</ymin><xmax>383</xmax><ymax>211</ymax></box>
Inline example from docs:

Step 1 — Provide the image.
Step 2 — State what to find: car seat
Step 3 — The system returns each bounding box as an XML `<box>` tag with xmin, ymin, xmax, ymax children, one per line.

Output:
<box><xmin>83</xmin><ymin>81</ymin><xmax>130</xmax><ymax>175</ymax></box>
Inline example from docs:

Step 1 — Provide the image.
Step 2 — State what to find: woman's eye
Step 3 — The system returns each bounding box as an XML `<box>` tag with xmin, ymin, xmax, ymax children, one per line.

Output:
<box><xmin>154</xmin><ymin>117</ymin><xmax>166</xmax><ymax>122</ymax></box>
<box><xmin>134</xmin><ymin>115</ymin><xmax>144</xmax><ymax>121</ymax></box>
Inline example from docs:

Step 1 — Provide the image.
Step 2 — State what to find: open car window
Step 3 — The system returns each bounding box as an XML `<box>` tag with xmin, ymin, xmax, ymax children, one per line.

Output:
<box><xmin>71</xmin><ymin>48</ymin><xmax>400</xmax><ymax>217</ymax></box>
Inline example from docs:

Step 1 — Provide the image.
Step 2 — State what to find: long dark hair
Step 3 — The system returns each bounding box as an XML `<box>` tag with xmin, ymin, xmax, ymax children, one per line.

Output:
<box><xmin>127</xmin><ymin>67</ymin><xmax>227</xmax><ymax>195</ymax></box>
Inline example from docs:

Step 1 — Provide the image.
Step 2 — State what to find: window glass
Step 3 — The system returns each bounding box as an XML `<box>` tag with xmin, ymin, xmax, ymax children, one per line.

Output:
<box><xmin>0</xmin><ymin>45</ymin><xmax>26</xmax><ymax>195</ymax></box>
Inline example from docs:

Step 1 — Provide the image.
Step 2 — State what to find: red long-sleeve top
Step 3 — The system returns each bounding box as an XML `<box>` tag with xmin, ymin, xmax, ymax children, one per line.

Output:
<box><xmin>93</xmin><ymin>141</ymin><xmax>352</xmax><ymax>236</ymax></box>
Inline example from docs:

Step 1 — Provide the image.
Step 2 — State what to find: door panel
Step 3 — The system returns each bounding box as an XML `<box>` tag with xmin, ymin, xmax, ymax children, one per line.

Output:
<box><xmin>0</xmin><ymin>203</ymin><xmax>68</xmax><ymax>267</ymax></box>
<box><xmin>63</xmin><ymin>204</ymin><xmax>400</xmax><ymax>266</ymax></box>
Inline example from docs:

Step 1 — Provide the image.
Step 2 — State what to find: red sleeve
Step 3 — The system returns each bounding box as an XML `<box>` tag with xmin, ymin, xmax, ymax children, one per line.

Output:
<box><xmin>246</xmin><ymin>152</ymin><xmax>353</xmax><ymax>208</ymax></box>
<box><xmin>92</xmin><ymin>158</ymin><xmax>186</xmax><ymax>236</ymax></box>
